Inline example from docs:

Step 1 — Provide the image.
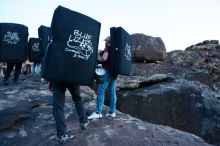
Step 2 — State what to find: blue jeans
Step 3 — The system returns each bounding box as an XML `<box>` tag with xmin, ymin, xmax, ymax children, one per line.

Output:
<box><xmin>32</xmin><ymin>63</ymin><xmax>41</xmax><ymax>76</ymax></box>
<box><xmin>95</xmin><ymin>70</ymin><xmax>117</xmax><ymax>114</ymax></box>
<box><xmin>32</xmin><ymin>63</ymin><xmax>36</xmax><ymax>75</ymax></box>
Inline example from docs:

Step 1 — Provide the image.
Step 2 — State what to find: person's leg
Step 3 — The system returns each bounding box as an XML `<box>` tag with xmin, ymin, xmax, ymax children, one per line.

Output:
<box><xmin>32</xmin><ymin>63</ymin><xmax>36</xmax><ymax>75</ymax></box>
<box><xmin>4</xmin><ymin>62</ymin><xmax>15</xmax><ymax>84</ymax></box>
<box><xmin>27</xmin><ymin>64</ymin><xmax>31</xmax><ymax>74</ymax></box>
<box><xmin>68</xmin><ymin>85</ymin><xmax>87</xmax><ymax>123</ymax></box>
<box><xmin>34</xmin><ymin>63</ymin><xmax>40</xmax><ymax>75</ymax></box>
<box><xmin>52</xmin><ymin>82</ymin><xmax>67</xmax><ymax>137</ymax></box>
<box><xmin>107</xmin><ymin>78</ymin><xmax>117</xmax><ymax>114</ymax></box>
<box><xmin>95</xmin><ymin>80</ymin><xmax>109</xmax><ymax>113</ymax></box>
<box><xmin>13</xmin><ymin>62</ymin><xmax>22</xmax><ymax>82</ymax></box>
<box><xmin>88</xmin><ymin>70</ymin><xmax>110</xmax><ymax>120</ymax></box>
<box><xmin>37</xmin><ymin>63</ymin><xmax>42</xmax><ymax>76</ymax></box>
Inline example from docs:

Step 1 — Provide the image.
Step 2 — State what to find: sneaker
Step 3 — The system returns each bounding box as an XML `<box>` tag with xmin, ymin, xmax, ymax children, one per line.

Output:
<box><xmin>80</xmin><ymin>121</ymin><xmax>89</xmax><ymax>130</ymax></box>
<box><xmin>54</xmin><ymin>133</ymin><xmax>75</xmax><ymax>143</ymax></box>
<box><xmin>105</xmin><ymin>112</ymin><xmax>116</xmax><ymax>118</ymax></box>
<box><xmin>40</xmin><ymin>78</ymin><xmax>45</xmax><ymax>82</ymax></box>
<box><xmin>88</xmin><ymin>112</ymin><xmax>102</xmax><ymax>120</ymax></box>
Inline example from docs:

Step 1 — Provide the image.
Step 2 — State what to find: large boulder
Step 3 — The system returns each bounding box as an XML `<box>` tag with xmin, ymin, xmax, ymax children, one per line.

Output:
<box><xmin>132</xmin><ymin>33</ymin><xmax>167</xmax><ymax>62</ymax></box>
<box><xmin>116</xmin><ymin>79</ymin><xmax>220</xmax><ymax>145</ymax></box>
<box><xmin>168</xmin><ymin>42</ymin><xmax>220</xmax><ymax>91</ymax></box>
<box><xmin>0</xmin><ymin>77</ymin><xmax>211</xmax><ymax>146</ymax></box>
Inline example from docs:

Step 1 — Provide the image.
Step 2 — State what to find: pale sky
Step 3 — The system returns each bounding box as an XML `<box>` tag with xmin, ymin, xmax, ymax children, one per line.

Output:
<box><xmin>1</xmin><ymin>0</ymin><xmax>220</xmax><ymax>52</ymax></box>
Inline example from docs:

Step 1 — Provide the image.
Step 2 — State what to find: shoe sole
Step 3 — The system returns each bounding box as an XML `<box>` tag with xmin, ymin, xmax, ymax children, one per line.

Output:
<box><xmin>50</xmin><ymin>133</ymin><xmax>75</xmax><ymax>143</ymax></box>
<box><xmin>88</xmin><ymin>116</ymin><xmax>102</xmax><ymax>120</ymax></box>
<box><xmin>106</xmin><ymin>116</ymin><xmax>116</xmax><ymax>118</ymax></box>
<box><xmin>105</xmin><ymin>114</ymin><xmax>116</xmax><ymax>118</ymax></box>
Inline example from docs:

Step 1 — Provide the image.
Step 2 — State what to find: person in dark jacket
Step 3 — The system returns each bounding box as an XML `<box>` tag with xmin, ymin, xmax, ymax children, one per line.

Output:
<box><xmin>3</xmin><ymin>62</ymin><xmax>22</xmax><ymax>85</ymax></box>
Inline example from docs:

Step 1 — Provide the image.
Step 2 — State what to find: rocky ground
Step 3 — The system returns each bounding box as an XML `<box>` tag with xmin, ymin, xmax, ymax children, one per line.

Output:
<box><xmin>0</xmin><ymin>76</ymin><xmax>212</xmax><ymax>146</ymax></box>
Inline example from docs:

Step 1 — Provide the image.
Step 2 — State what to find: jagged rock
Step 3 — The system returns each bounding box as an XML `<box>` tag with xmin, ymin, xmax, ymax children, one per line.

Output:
<box><xmin>185</xmin><ymin>72</ymin><xmax>214</xmax><ymax>89</ymax></box>
<box><xmin>186</xmin><ymin>42</ymin><xmax>219</xmax><ymax>51</ymax></box>
<box><xmin>215</xmin><ymin>45</ymin><xmax>220</xmax><ymax>49</ymax></box>
<box><xmin>0</xmin><ymin>100</ymin><xmax>31</xmax><ymax>131</ymax></box>
<box><xmin>203</xmin><ymin>40</ymin><xmax>211</xmax><ymax>44</ymax></box>
<box><xmin>168</xmin><ymin>47</ymin><xmax>220</xmax><ymax>91</ymax></box>
<box><xmin>188</xmin><ymin>40</ymin><xmax>219</xmax><ymax>48</ymax></box>
<box><xmin>213</xmin><ymin>81</ymin><xmax>220</xmax><ymax>91</ymax></box>
<box><xmin>209</xmin><ymin>67</ymin><xmax>220</xmax><ymax>91</ymax></box>
<box><xmin>0</xmin><ymin>77</ymin><xmax>211</xmax><ymax>146</ymax></box>
<box><xmin>131</xmin><ymin>33</ymin><xmax>167</xmax><ymax>62</ymax></box>
<box><xmin>116</xmin><ymin>79</ymin><xmax>220</xmax><ymax>145</ymax></box>
<box><xmin>210</xmin><ymin>40</ymin><xmax>219</xmax><ymax>44</ymax></box>
<box><xmin>0</xmin><ymin>81</ymin><xmax>52</xmax><ymax>131</ymax></box>
<box><xmin>167</xmin><ymin>50</ymin><xmax>199</xmax><ymax>68</ymax></box>
<box><xmin>203</xmin><ymin>40</ymin><xmax>219</xmax><ymax>45</ymax></box>
<box><xmin>116</xmin><ymin>74</ymin><xmax>175</xmax><ymax>90</ymax></box>
<box><xmin>131</xmin><ymin>62</ymin><xmax>189</xmax><ymax>79</ymax></box>
<box><xmin>195</xmin><ymin>42</ymin><xmax>204</xmax><ymax>46</ymax></box>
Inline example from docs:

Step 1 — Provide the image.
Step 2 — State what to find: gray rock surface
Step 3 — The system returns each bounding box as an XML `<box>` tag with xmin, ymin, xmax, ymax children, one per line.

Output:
<box><xmin>0</xmin><ymin>77</ymin><xmax>211</xmax><ymax>146</ymax></box>
<box><xmin>168</xmin><ymin>41</ymin><xmax>220</xmax><ymax>91</ymax></box>
<box><xmin>116</xmin><ymin>79</ymin><xmax>220</xmax><ymax>145</ymax></box>
<box><xmin>117</xmin><ymin>74</ymin><xmax>175</xmax><ymax>90</ymax></box>
<box><xmin>185</xmin><ymin>72</ymin><xmax>214</xmax><ymax>89</ymax></box>
<box><xmin>131</xmin><ymin>62</ymin><xmax>188</xmax><ymax>79</ymax></box>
